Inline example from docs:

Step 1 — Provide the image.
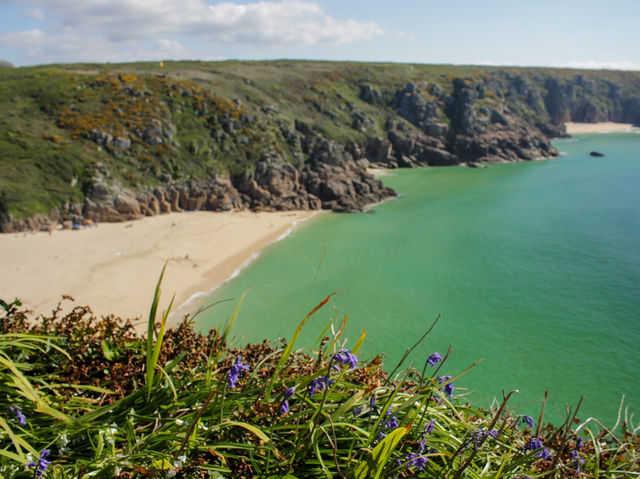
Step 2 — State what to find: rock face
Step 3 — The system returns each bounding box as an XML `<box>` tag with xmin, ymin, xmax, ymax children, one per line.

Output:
<box><xmin>4</xmin><ymin>65</ymin><xmax>640</xmax><ymax>233</ymax></box>
<box><xmin>1</xmin><ymin>143</ymin><xmax>394</xmax><ymax>232</ymax></box>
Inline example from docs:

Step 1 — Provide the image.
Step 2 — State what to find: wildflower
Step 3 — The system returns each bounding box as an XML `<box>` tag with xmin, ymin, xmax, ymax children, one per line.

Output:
<box><xmin>384</xmin><ymin>415</ymin><xmax>399</xmax><ymax>430</ymax></box>
<box><xmin>332</xmin><ymin>349</ymin><xmax>358</xmax><ymax>369</ymax></box>
<box><xmin>426</xmin><ymin>352</ymin><xmax>442</xmax><ymax>367</ymax></box>
<box><xmin>471</xmin><ymin>428</ymin><xmax>499</xmax><ymax>448</ymax></box>
<box><xmin>369</xmin><ymin>394</ymin><xmax>376</xmax><ymax>409</ymax></box>
<box><xmin>537</xmin><ymin>448</ymin><xmax>552</xmax><ymax>460</ymax></box>
<box><xmin>283</xmin><ymin>386</ymin><xmax>296</xmax><ymax>400</ymax></box>
<box><xmin>570</xmin><ymin>449</ymin><xmax>585</xmax><ymax>471</ymax></box>
<box><xmin>27</xmin><ymin>449</ymin><xmax>51</xmax><ymax>478</ymax></box>
<box><xmin>438</xmin><ymin>375</ymin><xmax>454</xmax><ymax>397</ymax></box>
<box><xmin>307</xmin><ymin>376</ymin><xmax>332</xmax><ymax>397</ymax></box>
<box><xmin>520</xmin><ymin>415</ymin><xmax>535</xmax><ymax>428</ymax></box>
<box><xmin>525</xmin><ymin>437</ymin><xmax>544</xmax><ymax>452</ymax></box>
<box><xmin>280</xmin><ymin>400</ymin><xmax>290</xmax><ymax>415</ymax></box>
<box><xmin>418</xmin><ymin>438</ymin><xmax>427</xmax><ymax>452</ymax></box>
<box><xmin>424</xmin><ymin>420</ymin><xmax>435</xmax><ymax>434</ymax></box>
<box><xmin>406</xmin><ymin>451</ymin><xmax>429</xmax><ymax>471</ymax></box>
<box><xmin>8</xmin><ymin>405</ymin><xmax>27</xmax><ymax>426</ymax></box>
<box><xmin>575</xmin><ymin>437</ymin><xmax>585</xmax><ymax>449</ymax></box>
<box><xmin>352</xmin><ymin>406</ymin><xmax>363</xmax><ymax>418</ymax></box>
<box><xmin>227</xmin><ymin>356</ymin><xmax>250</xmax><ymax>389</ymax></box>
<box><xmin>525</xmin><ymin>436</ymin><xmax>552</xmax><ymax>459</ymax></box>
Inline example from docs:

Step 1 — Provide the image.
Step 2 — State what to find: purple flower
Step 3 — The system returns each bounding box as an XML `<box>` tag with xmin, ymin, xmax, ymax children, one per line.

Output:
<box><xmin>283</xmin><ymin>386</ymin><xmax>295</xmax><ymax>400</ymax></box>
<box><xmin>352</xmin><ymin>406</ymin><xmax>363</xmax><ymax>418</ymax></box>
<box><xmin>424</xmin><ymin>420</ymin><xmax>435</xmax><ymax>434</ymax></box>
<box><xmin>8</xmin><ymin>406</ymin><xmax>26</xmax><ymax>427</ymax></box>
<box><xmin>332</xmin><ymin>349</ymin><xmax>358</xmax><ymax>369</ymax></box>
<box><xmin>307</xmin><ymin>376</ymin><xmax>332</xmax><ymax>397</ymax></box>
<box><xmin>369</xmin><ymin>394</ymin><xmax>376</xmax><ymax>409</ymax></box>
<box><xmin>418</xmin><ymin>438</ymin><xmax>427</xmax><ymax>452</ymax></box>
<box><xmin>520</xmin><ymin>415</ymin><xmax>534</xmax><ymax>428</ymax></box>
<box><xmin>427</xmin><ymin>352</ymin><xmax>442</xmax><ymax>367</ymax></box>
<box><xmin>570</xmin><ymin>449</ymin><xmax>585</xmax><ymax>471</ymax></box>
<box><xmin>27</xmin><ymin>449</ymin><xmax>51</xmax><ymax>477</ymax></box>
<box><xmin>537</xmin><ymin>448</ymin><xmax>552</xmax><ymax>460</ymax></box>
<box><xmin>438</xmin><ymin>376</ymin><xmax>454</xmax><ymax>397</ymax></box>
<box><xmin>227</xmin><ymin>356</ymin><xmax>250</xmax><ymax>389</ymax></box>
<box><xmin>575</xmin><ymin>437</ymin><xmax>585</xmax><ymax>449</ymax></box>
<box><xmin>384</xmin><ymin>415</ymin><xmax>399</xmax><ymax>430</ymax></box>
<box><xmin>525</xmin><ymin>437</ymin><xmax>544</xmax><ymax>452</ymax></box>
<box><xmin>280</xmin><ymin>400</ymin><xmax>290</xmax><ymax>415</ymax></box>
<box><xmin>406</xmin><ymin>451</ymin><xmax>429</xmax><ymax>471</ymax></box>
<box><xmin>471</xmin><ymin>428</ymin><xmax>499</xmax><ymax>448</ymax></box>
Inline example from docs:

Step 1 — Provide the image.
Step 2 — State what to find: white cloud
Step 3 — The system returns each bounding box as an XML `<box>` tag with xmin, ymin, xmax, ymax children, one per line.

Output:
<box><xmin>25</xmin><ymin>8</ymin><xmax>45</xmax><ymax>20</ymax></box>
<box><xmin>0</xmin><ymin>0</ymin><xmax>383</xmax><ymax>64</ymax></box>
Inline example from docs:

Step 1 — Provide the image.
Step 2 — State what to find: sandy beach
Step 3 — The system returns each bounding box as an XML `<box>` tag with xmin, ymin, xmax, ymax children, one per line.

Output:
<box><xmin>565</xmin><ymin>121</ymin><xmax>640</xmax><ymax>134</ymax></box>
<box><xmin>0</xmin><ymin>210</ymin><xmax>316</xmax><ymax>332</ymax></box>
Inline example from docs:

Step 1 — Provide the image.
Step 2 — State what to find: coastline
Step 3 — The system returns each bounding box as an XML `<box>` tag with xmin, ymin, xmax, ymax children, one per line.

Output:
<box><xmin>565</xmin><ymin>121</ymin><xmax>640</xmax><ymax>134</ymax></box>
<box><xmin>0</xmin><ymin>210</ymin><xmax>317</xmax><ymax>332</ymax></box>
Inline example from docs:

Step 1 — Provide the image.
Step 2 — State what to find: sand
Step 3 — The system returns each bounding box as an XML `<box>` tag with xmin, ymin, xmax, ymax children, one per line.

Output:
<box><xmin>565</xmin><ymin>122</ymin><xmax>640</xmax><ymax>134</ymax></box>
<box><xmin>0</xmin><ymin>210</ymin><xmax>316</xmax><ymax>332</ymax></box>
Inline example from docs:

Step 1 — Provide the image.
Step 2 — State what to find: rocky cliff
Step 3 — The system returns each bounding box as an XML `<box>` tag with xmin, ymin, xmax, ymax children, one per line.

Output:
<box><xmin>1</xmin><ymin>62</ymin><xmax>639</xmax><ymax>232</ymax></box>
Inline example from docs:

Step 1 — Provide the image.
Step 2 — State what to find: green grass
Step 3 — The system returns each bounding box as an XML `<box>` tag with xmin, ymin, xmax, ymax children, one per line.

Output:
<box><xmin>0</xmin><ymin>275</ymin><xmax>638</xmax><ymax>477</ymax></box>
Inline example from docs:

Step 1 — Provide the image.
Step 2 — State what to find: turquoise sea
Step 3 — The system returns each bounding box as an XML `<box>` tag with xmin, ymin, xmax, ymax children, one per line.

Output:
<box><xmin>198</xmin><ymin>133</ymin><xmax>640</xmax><ymax>426</ymax></box>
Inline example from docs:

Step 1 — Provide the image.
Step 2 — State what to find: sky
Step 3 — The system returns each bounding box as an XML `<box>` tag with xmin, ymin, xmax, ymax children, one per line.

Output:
<box><xmin>0</xmin><ymin>0</ymin><xmax>639</xmax><ymax>70</ymax></box>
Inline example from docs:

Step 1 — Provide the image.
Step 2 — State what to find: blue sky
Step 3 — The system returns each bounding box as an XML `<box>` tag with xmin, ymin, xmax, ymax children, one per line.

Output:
<box><xmin>0</xmin><ymin>0</ymin><xmax>639</xmax><ymax>69</ymax></box>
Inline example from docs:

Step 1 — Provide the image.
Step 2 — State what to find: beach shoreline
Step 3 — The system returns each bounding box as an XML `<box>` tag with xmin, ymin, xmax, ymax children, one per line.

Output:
<box><xmin>565</xmin><ymin>121</ymin><xmax>640</xmax><ymax>134</ymax></box>
<box><xmin>0</xmin><ymin>210</ymin><xmax>317</xmax><ymax>333</ymax></box>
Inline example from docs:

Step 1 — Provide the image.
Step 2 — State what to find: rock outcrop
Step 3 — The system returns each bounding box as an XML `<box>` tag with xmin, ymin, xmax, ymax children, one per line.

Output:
<box><xmin>3</xmin><ymin>63</ymin><xmax>640</xmax><ymax>233</ymax></box>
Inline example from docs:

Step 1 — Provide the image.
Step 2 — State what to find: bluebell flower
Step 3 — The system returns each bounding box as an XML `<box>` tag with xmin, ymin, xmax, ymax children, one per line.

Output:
<box><xmin>27</xmin><ymin>449</ymin><xmax>51</xmax><ymax>478</ymax></box>
<box><xmin>280</xmin><ymin>400</ymin><xmax>290</xmax><ymax>415</ymax></box>
<box><xmin>570</xmin><ymin>449</ymin><xmax>585</xmax><ymax>471</ymax></box>
<box><xmin>575</xmin><ymin>437</ymin><xmax>585</xmax><ymax>449</ymax></box>
<box><xmin>352</xmin><ymin>406</ymin><xmax>363</xmax><ymax>418</ymax></box>
<box><xmin>307</xmin><ymin>376</ymin><xmax>332</xmax><ymax>397</ymax></box>
<box><xmin>227</xmin><ymin>356</ymin><xmax>250</xmax><ymax>389</ymax></box>
<box><xmin>537</xmin><ymin>448</ymin><xmax>552</xmax><ymax>460</ymax></box>
<box><xmin>283</xmin><ymin>386</ymin><xmax>295</xmax><ymax>400</ymax></box>
<box><xmin>525</xmin><ymin>437</ymin><xmax>544</xmax><ymax>452</ymax></box>
<box><xmin>369</xmin><ymin>394</ymin><xmax>376</xmax><ymax>409</ymax></box>
<box><xmin>418</xmin><ymin>438</ymin><xmax>427</xmax><ymax>452</ymax></box>
<box><xmin>384</xmin><ymin>415</ymin><xmax>399</xmax><ymax>430</ymax></box>
<box><xmin>471</xmin><ymin>428</ymin><xmax>499</xmax><ymax>448</ymax></box>
<box><xmin>8</xmin><ymin>405</ymin><xmax>26</xmax><ymax>426</ymax></box>
<box><xmin>332</xmin><ymin>349</ymin><xmax>358</xmax><ymax>369</ymax></box>
<box><xmin>438</xmin><ymin>376</ymin><xmax>454</xmax><ymax>397</ymax></box>
<box><xmin>426</xmin><ymin>352</ymin><xmax>442</xmax><ymax>367</ymax></box>
<box><xmin>520</xmin><ymin>415</ymin><xmax>534</xmax><ymax>428</ymax></box>
<box><xmin>406</xmin><ymin>451</ymin><xmax>429</xmax><ymax>471</ymax></box>
<box><xmin>424</xmin><ymin>420</ymin><xmax>435</xmax><ymax>434</ymax></box>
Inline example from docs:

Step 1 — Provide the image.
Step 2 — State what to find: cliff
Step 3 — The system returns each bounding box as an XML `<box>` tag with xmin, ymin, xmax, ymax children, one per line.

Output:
<box><xmin>1</xmin><ymin>61</ymin><xmax>639</xmax><ymax>232</ymax></box>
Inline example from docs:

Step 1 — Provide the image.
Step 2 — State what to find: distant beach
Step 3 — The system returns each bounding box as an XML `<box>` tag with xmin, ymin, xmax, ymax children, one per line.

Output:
<box><xmin>565</xmin><ymin>121</ymin><xmax>640</xmax><ymax>134</ymax></box>
<box><xmin>0</xmin><ymin>210</ymin><xmax>315</xmax><ymax>332</ymax></box>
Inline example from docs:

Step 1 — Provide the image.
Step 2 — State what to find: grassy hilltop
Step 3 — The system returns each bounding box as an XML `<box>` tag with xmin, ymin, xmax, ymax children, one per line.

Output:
<box><xmin>1</xmin><ymin>61</ymin><xmax>640</xmax><ymax>229</ymax></box>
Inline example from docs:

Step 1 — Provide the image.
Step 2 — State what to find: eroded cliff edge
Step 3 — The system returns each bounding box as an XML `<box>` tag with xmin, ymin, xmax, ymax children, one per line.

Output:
<box><xmin>1</xmin><ymin>62</ymin><xmax>639</xmax><ymax>232</ymax></box>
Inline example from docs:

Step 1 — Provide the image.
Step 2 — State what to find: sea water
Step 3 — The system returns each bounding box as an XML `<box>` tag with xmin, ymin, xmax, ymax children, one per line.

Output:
<box><xmin>198</xmin><ymin>133</ymin><xmax>640</xmax><ymax>426</ymax></box>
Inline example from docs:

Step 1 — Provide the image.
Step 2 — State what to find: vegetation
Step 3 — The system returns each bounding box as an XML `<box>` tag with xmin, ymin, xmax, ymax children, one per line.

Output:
<box><xmin>2</xmin><ymin>60</ymin><xmax>640</xmax><ymax>220</ymax></box>
<box><xmin>1</xmin><ymin>273</ymin><xmax>638</xmax><ymax>477</ymax></box>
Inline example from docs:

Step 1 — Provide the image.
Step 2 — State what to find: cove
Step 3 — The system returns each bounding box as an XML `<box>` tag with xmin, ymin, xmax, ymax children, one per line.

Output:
<box><xmin>197</xmin><ymin>133</ymin><xmax>640</xmax><ymax>426</ymax></box>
